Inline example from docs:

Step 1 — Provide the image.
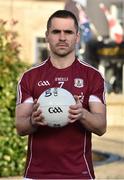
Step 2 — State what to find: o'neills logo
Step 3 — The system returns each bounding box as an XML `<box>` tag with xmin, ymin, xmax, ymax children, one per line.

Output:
<box><xmin>48</xmin><ymin>107</ymin><xmax>63</xmax><ymax>113</ymax></box>
<box><xmin>74</xmin><ymin>78</ymin><xmax>84</xmax><ymax>88</ymax></box>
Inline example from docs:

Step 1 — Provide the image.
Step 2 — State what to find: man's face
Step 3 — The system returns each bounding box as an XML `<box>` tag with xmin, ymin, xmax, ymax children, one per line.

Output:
<box><xmin>46</xmin><ymin>17</ymin><xmax>79</xmax><ymax>57</ymax></box>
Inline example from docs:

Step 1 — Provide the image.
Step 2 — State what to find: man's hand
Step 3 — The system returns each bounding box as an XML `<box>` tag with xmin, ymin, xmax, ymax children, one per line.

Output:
<box><xmin>68</xmin><ymin>96</ymin><xmax>83</xmax><ymax>123</ymax></box>
<box><xmin>30</xmin><ymin>99</ymin><xmax>47</xmax><ymax>126</ymax></box>
<box><xmin>68</xmin><ymin>95</ymin><xmax>106</xmax><ymax>136</ymax></box>
<box><xmin>15</xmin><ymin>99</ymin><xmax>47</xmax><ymax>136</ymax></box>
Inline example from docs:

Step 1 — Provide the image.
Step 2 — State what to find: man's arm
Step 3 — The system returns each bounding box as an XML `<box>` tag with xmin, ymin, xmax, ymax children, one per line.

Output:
<box><xmin>80</xmin><ymin>102</ymin><xmax>106</xmax><ymax>136</ymax></box>
<box><xmin>15</xmin><ymin>100</ymin><xmax>47</xmax><ymax>136</ymax></box>
<box><xmin>69</xmin><ymin>99</ymin><xmax>106</xmax><ymax>136</ymax></box>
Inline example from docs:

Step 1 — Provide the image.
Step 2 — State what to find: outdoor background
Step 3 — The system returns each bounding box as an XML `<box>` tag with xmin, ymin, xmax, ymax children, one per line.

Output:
<box><xmin>0</xmin><ymin>0</ymin><xmax>124</xmax><ymax>179</ymax></box>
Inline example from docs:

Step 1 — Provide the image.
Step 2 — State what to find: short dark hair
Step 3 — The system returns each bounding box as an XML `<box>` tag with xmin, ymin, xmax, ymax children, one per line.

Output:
<box><xmin>47</xmin><ymin>10</ymin><xmax>78</xmax><ymax>32</ymax></box>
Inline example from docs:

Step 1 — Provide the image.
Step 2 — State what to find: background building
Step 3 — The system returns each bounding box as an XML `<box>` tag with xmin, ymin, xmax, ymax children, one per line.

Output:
<box><xmin>0</xmin><ymin>0</ymin><xmax>65</xmax><ymax>64</ymax></box>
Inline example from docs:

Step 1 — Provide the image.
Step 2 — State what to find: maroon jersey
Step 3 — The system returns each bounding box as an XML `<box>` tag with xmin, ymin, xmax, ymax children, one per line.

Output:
<box><xmin>17</xmin><ymin>58</ymin><xmax>106</xmax><ymax>179</ymax></box>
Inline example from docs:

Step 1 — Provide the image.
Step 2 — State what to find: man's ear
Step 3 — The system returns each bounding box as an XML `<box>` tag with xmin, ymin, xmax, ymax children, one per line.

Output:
<box><xmin>76</xmin><ymin>32</ymin><xmax>80</xmax><ymax>44</ymax></box>
<box><xmin>45</xmin><ymin>31</ymin><xmax>48</xmax><ymax>42</ymax></box>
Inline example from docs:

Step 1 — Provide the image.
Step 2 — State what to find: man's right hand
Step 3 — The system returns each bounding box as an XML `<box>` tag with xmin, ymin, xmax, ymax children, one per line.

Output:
<box><xmin>30</xmin><ymin>99</ymin><xmax>47</xmax><ymax>126</ymax></box>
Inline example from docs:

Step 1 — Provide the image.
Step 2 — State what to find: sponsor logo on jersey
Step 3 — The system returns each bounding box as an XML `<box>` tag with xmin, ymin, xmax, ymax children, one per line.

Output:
<box><xmin>38</xmin><ymin>80</ymin><xmax>50</xmax><ymax>87</ymax></box>
<box><xmin>45</xmin><ymin>88</ymin><xmax>58</xmax><ymax>97</ymax></box>
<box><xmin>74</xmin><ymin>78</ymin><xmax>84</xmax><ymax>88</ymax></box>
<box><xmin>55</xmin><ymin>77</ymin><xmax>68</xmax><ymax>82</ymax></box>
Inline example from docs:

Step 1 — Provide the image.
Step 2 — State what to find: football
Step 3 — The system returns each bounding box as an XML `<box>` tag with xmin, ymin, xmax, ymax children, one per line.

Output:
<box><xmin>37</xmin><ymin>87</ymin><xmax>76</xmax><ymax>127</ymax></box>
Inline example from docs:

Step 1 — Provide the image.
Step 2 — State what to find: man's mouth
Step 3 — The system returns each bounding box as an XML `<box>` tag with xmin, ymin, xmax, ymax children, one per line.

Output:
<box><xmin>57</xmin><ymin>43</ymin><xmax>68</xmax><ymax>47</ymax></box>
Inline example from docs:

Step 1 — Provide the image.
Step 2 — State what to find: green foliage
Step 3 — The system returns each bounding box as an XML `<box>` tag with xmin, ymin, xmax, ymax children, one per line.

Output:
<box><xmin>0</xmin><ymin>19</ymin><xmax>29</xmax><ymax>177</ymax></box>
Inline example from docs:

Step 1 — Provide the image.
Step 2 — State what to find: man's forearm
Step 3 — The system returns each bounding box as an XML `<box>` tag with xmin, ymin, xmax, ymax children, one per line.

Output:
<box><xmin>80</xmin><ymin>108</ymin><xmax>106</xmax><ymax>136</ymax></box>
<box><xmin>16</xmin><ymin>116</ymin><xmax>37</xmax><ymax>136</ymax></box>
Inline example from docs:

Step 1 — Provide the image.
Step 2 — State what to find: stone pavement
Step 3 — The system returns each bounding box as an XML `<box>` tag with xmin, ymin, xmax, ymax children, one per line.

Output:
<box><xmin>0</xmin><ymin>126</ymin><xmax>124</xmax><ymax>180</ymax></box>
<box><xmin>93</xmin><ymin>126</ymin><xmax>124</xmax><ymax>179</ymax></box>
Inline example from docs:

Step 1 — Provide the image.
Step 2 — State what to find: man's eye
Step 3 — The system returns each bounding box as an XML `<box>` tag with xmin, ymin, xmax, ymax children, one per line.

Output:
<box><xmin>64</xmin><ymin>30</ymin><xmax>74</xmax><ymax>34</ymax></box>
<box><xmin>51</xmin><ymin>30</ymin><xmax>74</xmax><ymax>34</ymax></box>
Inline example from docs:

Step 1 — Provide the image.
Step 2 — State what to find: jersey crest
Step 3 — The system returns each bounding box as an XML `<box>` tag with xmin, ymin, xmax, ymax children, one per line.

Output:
<box><xmin>74</xmin><ymin>78</ymin><xmax>84</xmax><ymax>88</ymax></box>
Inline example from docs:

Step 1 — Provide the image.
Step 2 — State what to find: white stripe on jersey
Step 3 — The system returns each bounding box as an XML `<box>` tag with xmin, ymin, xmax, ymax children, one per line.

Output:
<box><xmin>77</xmin><ymin>58</ymin><xmax>106</xmax><ymax>104</ymax></box>
<box><xmin>24</xmin><ymin>97</ymin><xmax>33</xmax><ymax>103</ymax></box>
<box><xmin>25</xmin><ymin>135</ymin><xmax>33</xmax><ymax>178</ymax></box>
<box><xmin>23</xmin><ymin>58</ymin><xmax>49</xmax><ymax>74</ymax></box>
<box><xmin>16</xmin><ymin>59</ymin><xmax>49</xmax><ymax>105</ymax></box>
<box><xmin>89</xmin><ymin>95</ymin><xmax>102</xmax><ymax>103</ymax></box>
<box><xmin>16</xmin><ymin>81</ymin><xmax>22</xmax><ymax>105</ymax></box>
<box><xmin>83</xmin><ymin>131</ymin><xmax>93</xmax><ymax>179</ymax></box>
<box><xmin>77</xmin><ymin>58</ymin><xmax>104</xmax><ymax>79</ymax></box>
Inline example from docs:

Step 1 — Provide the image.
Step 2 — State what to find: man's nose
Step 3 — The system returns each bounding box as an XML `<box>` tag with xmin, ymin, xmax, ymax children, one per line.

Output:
<box><xmin>59</xmin><ymin>31</ymin><xmax>66</xmax><ymax>40</ymax></box>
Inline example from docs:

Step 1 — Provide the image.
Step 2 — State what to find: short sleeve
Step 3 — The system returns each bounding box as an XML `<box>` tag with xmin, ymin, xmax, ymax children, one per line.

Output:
<box><xmin>89</xmin><ymin>71</ymin><xmax>106</xmax><ymax>104</ymax></box>
<box><xmin>16</xmin><ymin>73</ymin><xmax>33</xmax><ymax>105</ymax></box>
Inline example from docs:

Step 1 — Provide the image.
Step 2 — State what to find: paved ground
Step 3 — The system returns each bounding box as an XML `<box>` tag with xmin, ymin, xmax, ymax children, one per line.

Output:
<box><xmin>0</xmin><ymin>126</ymin><xmax>124</xmax><ymax>180</ymax></box>
<box><xmin>93</xmin><ymin>126</ymin><xmax>124</xmax><ymax>179</ymax></box>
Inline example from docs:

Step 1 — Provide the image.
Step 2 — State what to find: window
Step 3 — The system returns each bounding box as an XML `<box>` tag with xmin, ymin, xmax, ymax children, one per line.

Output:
<box><xmin>35</xmin><ymin>37</ymin><xmax>49</xmax><ymax>64</ymax></box>
<box><xmin>105</xmin><ymin>59</ymin><xmax>122</xmax><ymax>94</ymax></box>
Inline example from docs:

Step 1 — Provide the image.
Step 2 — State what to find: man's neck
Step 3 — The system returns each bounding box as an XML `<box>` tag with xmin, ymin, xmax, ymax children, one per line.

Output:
<box><xmin>50</xmin><ymin>53</ymin><xmax>76</xmax><ymax>69</ymax></box>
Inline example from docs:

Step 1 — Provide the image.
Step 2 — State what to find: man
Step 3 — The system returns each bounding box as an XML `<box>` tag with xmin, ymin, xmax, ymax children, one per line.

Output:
<box><xmin>15</xmin><ymin>10</ymin><xmax>106</xmax><ymax>179</ymax></box>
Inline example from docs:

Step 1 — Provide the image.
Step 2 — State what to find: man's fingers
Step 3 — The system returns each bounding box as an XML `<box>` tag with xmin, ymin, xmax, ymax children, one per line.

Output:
<box><xmin>33</xmin><ymin>99</ymin><xmax>40</xmax><ymax>112</ymax></box>
<box><xmin>74</xmin><ymin>95</ymin><xmax>80</xmax><ymax>103</ymax></box>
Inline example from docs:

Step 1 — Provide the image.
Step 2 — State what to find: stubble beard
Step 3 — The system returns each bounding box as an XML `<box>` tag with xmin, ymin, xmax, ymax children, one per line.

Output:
<box><xmin>54</xmin><ymin>51</ymin><xmax>72</xmax><ymax>57</ymax></box>
<box><xmin>51</xmin><ymin>46</ymin><xmax>75</xmax><ymax>58</ymax></box>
